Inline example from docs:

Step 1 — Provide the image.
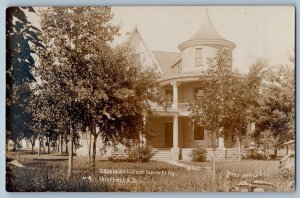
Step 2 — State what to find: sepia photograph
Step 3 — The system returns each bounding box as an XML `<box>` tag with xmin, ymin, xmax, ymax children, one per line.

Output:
<box><xmin>5</xmin><ymin>6</ymin><xmax>295</xmax><ymax>192</ymax></box>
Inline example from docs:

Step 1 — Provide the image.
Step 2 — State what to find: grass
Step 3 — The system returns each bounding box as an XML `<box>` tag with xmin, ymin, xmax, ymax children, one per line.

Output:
<box><xmin>6</xmin><ymin>151</ymin><xmax>294</xmax><ymax>192</ymax></box>
<box><xmin>181</xmin><ymin>160</ymin><xmax>294</xmax><ymax>192</ymax></box>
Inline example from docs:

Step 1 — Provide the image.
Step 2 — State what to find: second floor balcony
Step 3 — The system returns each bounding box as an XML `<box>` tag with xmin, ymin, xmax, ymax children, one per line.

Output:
<box><xmin>150</xmin><ymin>79</ymin><xmax>204</xmax><ymax>114</ymax></box>
<box><xmin>150</xmin><ymin>102</ymin><xmax>190</xmax><ymax>112</ymax></box>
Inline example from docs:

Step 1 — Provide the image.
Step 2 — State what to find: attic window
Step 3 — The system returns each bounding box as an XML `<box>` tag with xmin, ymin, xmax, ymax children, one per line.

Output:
<box><xmin>134</xmin><ymin>54</ymin><xmax>141</xmax><ymax>66</ymax></box>
<box><xmin>195</xmin><ymin>48</ymin><xmax>203</xmax><ymax>66</ymax></box>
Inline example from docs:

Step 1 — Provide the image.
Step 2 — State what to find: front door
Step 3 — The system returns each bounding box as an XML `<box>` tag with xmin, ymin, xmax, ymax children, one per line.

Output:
<box><xmin>165</xmin><ymin>122</ymin><xmax>173</xmax><ymax>148</ymax></box>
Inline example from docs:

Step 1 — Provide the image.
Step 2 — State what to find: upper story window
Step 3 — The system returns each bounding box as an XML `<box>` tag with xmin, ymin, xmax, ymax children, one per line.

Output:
<box><xmin>165</xmin><ymin>89</ymin><xmax>173</xmax><ymax>101</ymax></box>
<box><xmin>194</xmin><ymin>87</ymin><xmax>204</xmax><ymax>98</ymax></box>
<box><xmin>134</xmin><ymin>54</ymin><xmax>141</xmax><ymax>66</ymax></box>
<box><xmin>194</xmin><ymin>124</ymin><xmax>204</xmax><ymax>140</ymax></box>
<box><xmin>195</xmin><ymin>48</ymin><xmax>203</xmax><ymax>66</ymax></box>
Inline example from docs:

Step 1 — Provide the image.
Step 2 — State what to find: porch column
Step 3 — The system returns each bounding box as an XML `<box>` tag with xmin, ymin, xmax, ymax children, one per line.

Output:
<box><xmin>173</xmin><ymin>114</ymin><xmax>179</xmax><ymax>148</ymax></box>
<box><xmin>171</xmin><ymin>81</ymin><xmax>178</xmax><ymax>110</ymax></box>
<box><xmin>172</xmin><ymin>114</ymin><xmax>180</xmax><ymax>160</ymax></box>
<box><xmin>140</xmin><ymin>115</ymin><xmax>147</xmax><ymax>147</ymax></box>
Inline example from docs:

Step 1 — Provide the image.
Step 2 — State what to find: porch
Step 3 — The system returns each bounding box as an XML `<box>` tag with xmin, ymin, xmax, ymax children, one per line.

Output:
<box><xmin>146</xmin><ymin>115</ymin><xmax>216</xmax><ymax>160</ymax></box>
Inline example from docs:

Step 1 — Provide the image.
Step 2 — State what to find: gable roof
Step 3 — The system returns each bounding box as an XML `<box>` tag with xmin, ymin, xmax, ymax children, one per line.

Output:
<box><xmin>126</xmin><ymin>25</ymin><xmax>163</xmax><ymax>74</ymax></box>
<box><xmin>152</xmin><ymin>51</ymin><xmax>181</xmax><ymax>77</ymax></box>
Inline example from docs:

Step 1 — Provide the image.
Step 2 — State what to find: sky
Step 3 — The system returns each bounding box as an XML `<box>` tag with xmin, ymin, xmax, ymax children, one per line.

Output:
<box><xmin>110</xmin><ymin>6</ymin><xmax>295</xmax><ymax>73</ymax></box>
<box><xmin>28</xmin><ymin>6</ymin><xmax>295</xmax><ymax>74</ymax></box>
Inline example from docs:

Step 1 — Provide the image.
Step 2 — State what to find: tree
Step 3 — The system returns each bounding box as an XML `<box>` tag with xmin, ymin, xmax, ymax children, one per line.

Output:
<box><xmin>259</xmin><ymin>130</ymin><xmax>279</xmax><ymax>160</ymax></box>
<box><xmin>224</xmin><ymin>59</ymin><xmax>267</xmax><ymax>160</ymax></box>
<box><xmin>190</xmin><ymin>49</ymin><xmax>234</xmax><ymax>174</ymax></box>
<box><xmin>255</xmin><ymin>63</ymin><xmax>295</xmax><ymax>137</ymax></box>
<box><xmin>6</xmin><ymin>7</ymin><xmax>44</xmax><ymax>152</ymax></box>
<box><xmin>34</xmin><ymin>7</ymin><xmax>160</xmax><ymax>176</ymax></box>
<box><xmin>254</xmin><ymin>60</ymin><xmax>295</xmax><ymax>157</ymax></box>
<box><xmin>190</xmin><ymin>49</ymin><xmax>267</xmax><ymax>166</ymax></box>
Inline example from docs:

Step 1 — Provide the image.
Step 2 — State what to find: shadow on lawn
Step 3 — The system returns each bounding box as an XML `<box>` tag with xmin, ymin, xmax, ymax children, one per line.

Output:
<box><xmin>32</xmin><ymin>158</ymin><xmax>68</xmax><ymax>162</ymax></box>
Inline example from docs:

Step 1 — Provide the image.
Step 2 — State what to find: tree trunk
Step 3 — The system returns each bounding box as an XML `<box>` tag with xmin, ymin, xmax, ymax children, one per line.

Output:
<box><xmin>53</xmin><ymin>142</ymin><xmax>56</xmax><ymax>152</ymax></box>
<box><xmin>274</xmin><ymin>148</ymin><xmax>277</xmax><ymax>159</ymax></box>
<box><xmin>238</xmin><ymin>135</ymin><xmax>242</xmax><ymax>161</ymax></box>
<box><xmin>6</xmin><ymin>139</ymin><xmax>8</xmax><ymax>152</ymax></box>
<box><xmin>42</xmin><ymin>144</ymin><xmax>45</xmax><ymax>154</ymax></box>
<box><xmin>65</xmin><ymin>142</ymin><xmax>68</xmax><ymax>154</ymax></box>
<box><xmin>31</xmin><ymin>143</ymin><xmax>34</xmax><ymax>154</ymax></box>
<box><xmin>68</xmin><ymin>128</ymin><xmax>74</xmax><ymax>178</ymax></box>
<box><xmin>13</xmin><ymin>142</ymin><xmax>16</xmax><ymax>151</ymax></box>
<box><xmin>47</xmin><ymin>139</ymin><xmax>50</xmax><ymax>154</ymax></box>
<box><xmin>212</xmin><ymin>148</ymin><xmax>216</xmax><ymax>176</ymax></box>
<box><xmin>38</xmin><ymin>139</ymin><xmax>41</xmax><ymax>156</ymax></box>
<box><xmin>91</xmin><ymin>133</ymin><xmax>98</xmax><ymax>172</ymax></box>
<box><xmin>211</xmin><ymin>127</ymin><xmax>217</xmax><ymax>186</ymax></box>
<box><xmin>60</xmin><ymin>134</ymin><xmax>63</xmax><ymax>155</ymax></box>
<box><xmin>17</xmin><ymin>146</ymin><xmax>20</xmax><ymax>161</ymax></box>
<box><xmin>87</xmin><ymin>131</ymin><xmax>91</xmax><ymax>163</ymax></box>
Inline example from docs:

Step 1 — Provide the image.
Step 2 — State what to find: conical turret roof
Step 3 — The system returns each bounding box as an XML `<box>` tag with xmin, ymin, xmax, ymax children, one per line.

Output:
<box><xmin>178</xmin><ymin>10</ymin><xmax>235</xmax><ymax>50</ymax></box>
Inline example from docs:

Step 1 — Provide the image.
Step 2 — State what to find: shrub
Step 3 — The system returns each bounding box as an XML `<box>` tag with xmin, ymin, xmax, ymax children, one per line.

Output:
<box><xmin>109</xmin><ymin>146</ymin><xmax>154</xmax><ymax>163</ymax></box>
<box><xmin>243</xmin><ymin>150</ymin><xmax>266</xmax><ymax>160</ymax></box>
<box><xmin>127</xmin><ymin>146</ymin><xmax>154</xmax><ymax>162</ymax></box>
<box><xmin>189</xmin><ymin>146</ymin><xmax>207</xmax><ymax>162</ymax></box>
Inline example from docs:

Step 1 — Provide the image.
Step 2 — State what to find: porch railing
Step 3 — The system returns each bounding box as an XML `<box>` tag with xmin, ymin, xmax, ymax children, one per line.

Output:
<box><xmin>150</xmin><ymin>102</ymin><xmax>190</xmax><ymax>111</ymax></box>
<box><xmin>177</xmin><ymin>103</ymin><xmax>190</xmax><ymax>111</ymax></box>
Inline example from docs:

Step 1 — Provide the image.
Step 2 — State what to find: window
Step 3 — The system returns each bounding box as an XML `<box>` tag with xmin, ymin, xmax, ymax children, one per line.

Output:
<box><xmin>195</xmin><ymin>48</ymin><xmax>203</xmax><ymax>66</ymax></box>
<box><xmin>134</xmin><ymin>54</ymin><xmax>141</xmax><ymax>66</ymax></box>
<box><xmin>194</xmin><ymin>87</ymin><xmax>204</xmax><ymax>98</ymax></box>
<box><xmin>194</xmin><ymin>124</ymin><xmax>204</xmax><ymax>140</ymax></box>
<box><xmin>165</xmin><ymin>89</ymin><xmax>173</xmax><ymax>101</ymax></box>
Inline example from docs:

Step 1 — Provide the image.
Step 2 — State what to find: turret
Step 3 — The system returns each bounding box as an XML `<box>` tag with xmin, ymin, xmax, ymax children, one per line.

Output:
<box><xmin>178</xmin><ymin>10</ymin><xmax>235</xmax><ymax>73</ymax></box>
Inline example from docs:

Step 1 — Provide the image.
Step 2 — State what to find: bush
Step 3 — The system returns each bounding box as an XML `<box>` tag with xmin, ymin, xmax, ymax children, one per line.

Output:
<box><xmin>127</xmin><ymin>146</ymin><xmax>154</xmax><ymax>162</ymax></box>
<box><xmin>189</xmin><ymin>146</ymin><xmax>207</xmax><ymax>162</ymax></box>
<box><xmin>243</xmin><ymin>150</ymin><xmax>266</xmax><ymax>160</ymax></box>
<box><xmin>109</xmin><ymin>146</ymin><xmax>154</xmax><ymax>163</ymax></box>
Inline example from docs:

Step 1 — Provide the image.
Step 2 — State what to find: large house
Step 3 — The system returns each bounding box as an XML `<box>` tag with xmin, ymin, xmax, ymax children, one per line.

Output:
<box><xmin>77</xmin><ymin>11</ymin><xmax>245</xmax><ymax>161</ymax></box>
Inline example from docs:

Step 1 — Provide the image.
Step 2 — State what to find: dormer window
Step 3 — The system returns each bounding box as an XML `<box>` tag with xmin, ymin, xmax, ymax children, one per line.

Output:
<box><xmin>134</xmin><ymin>53</ymin><xmax>141</xmax><ymax>66</ymax></box>
<box><xmin>195</xmin><ymin>48</ymin><xmax>203</xmax><ymax>66</ymax></box>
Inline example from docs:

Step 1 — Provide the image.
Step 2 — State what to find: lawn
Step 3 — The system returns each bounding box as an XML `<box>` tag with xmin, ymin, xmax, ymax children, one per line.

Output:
<box><xmin>181</xmin><ymin>160</ymin><xmax>279</xmax><ymax>173</ymax></box>
<box><xmin>6</xmin><ymin>151</ymin><xmax>294</xmax><ymax>192</ymax></box>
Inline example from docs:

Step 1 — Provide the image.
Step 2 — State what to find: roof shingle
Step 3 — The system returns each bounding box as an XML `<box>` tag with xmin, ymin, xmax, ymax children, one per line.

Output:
<box><xmin>152</xmin><ymin>51</ymin><xmax>181</xmax><ymax>77</ymax></box>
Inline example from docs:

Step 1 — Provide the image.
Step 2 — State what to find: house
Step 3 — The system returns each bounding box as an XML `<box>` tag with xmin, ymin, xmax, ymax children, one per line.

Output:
<box><xmin>276</xmin><ymin>133</ymin><xmax>295</xmax><ymax>157</ymax></box>
<box><xmin>77</xmin><ymin>11</ymin><xmax>241</xmax><ymax>161</ymax></box>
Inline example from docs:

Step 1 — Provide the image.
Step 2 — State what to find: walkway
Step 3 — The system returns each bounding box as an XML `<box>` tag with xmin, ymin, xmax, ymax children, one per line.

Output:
<box><xmin>163</xmin><ymin>160</ymin><xmax>211</xmax><ymax>171</ymax></box>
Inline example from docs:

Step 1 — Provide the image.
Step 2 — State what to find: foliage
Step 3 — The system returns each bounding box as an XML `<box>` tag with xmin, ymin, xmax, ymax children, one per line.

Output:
<box><xmin>6</xmin><ymin>7</ymin><xmax>44</xmax><ymax>149</ymax></box>
<box><xmin>190</xmin><ymin>49</ymin><xmax>234</xmax><ymax>138</ymax></box>
<box><xmin>32</xmin><ymin>7</ymin><xmax>161</xmax><ymax>173</ymax></box>
<box><xmin>109</xmin><ymin>146</ymin><xmax>154</xmax><ymax>162</ymax></box>
<box><xmin>258</xmin><ymin>130</ymin><xmax>279</xmax><ymax>160</ymax></box>
<box><xmin>127</xmin><ymin>146</ymin><xmax>154</xmax><ymax>162</ymax></box>
<box><xmin>242</xmin><ymin>150</ymin><xmax>266</xmax><ymax>160</ymax></box>
<box><xmin>189</xmin><ymin>146</ymin><xmax>207</xmax><ymax>162</ymax></box>
<box><xmin>190</xmin><ymin>50</ymin><xmax>269</xmax><ymax>162</ymax></box>
<box><xmin>278</xmin><ymin>154</ymin><xmax>295</xmax><ymax>180</ymax></box>
<box><xmin>255</xmin><ymin>63</ymin><xmax>295</xmax><ymax>139</ymax></box>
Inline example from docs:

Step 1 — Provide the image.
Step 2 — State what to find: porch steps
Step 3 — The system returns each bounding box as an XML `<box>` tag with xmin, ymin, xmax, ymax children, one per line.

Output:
<box><xmin>151</xmin><ymin>149</ymin><xmax>173</xmax><ymax>161</ymax></box>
